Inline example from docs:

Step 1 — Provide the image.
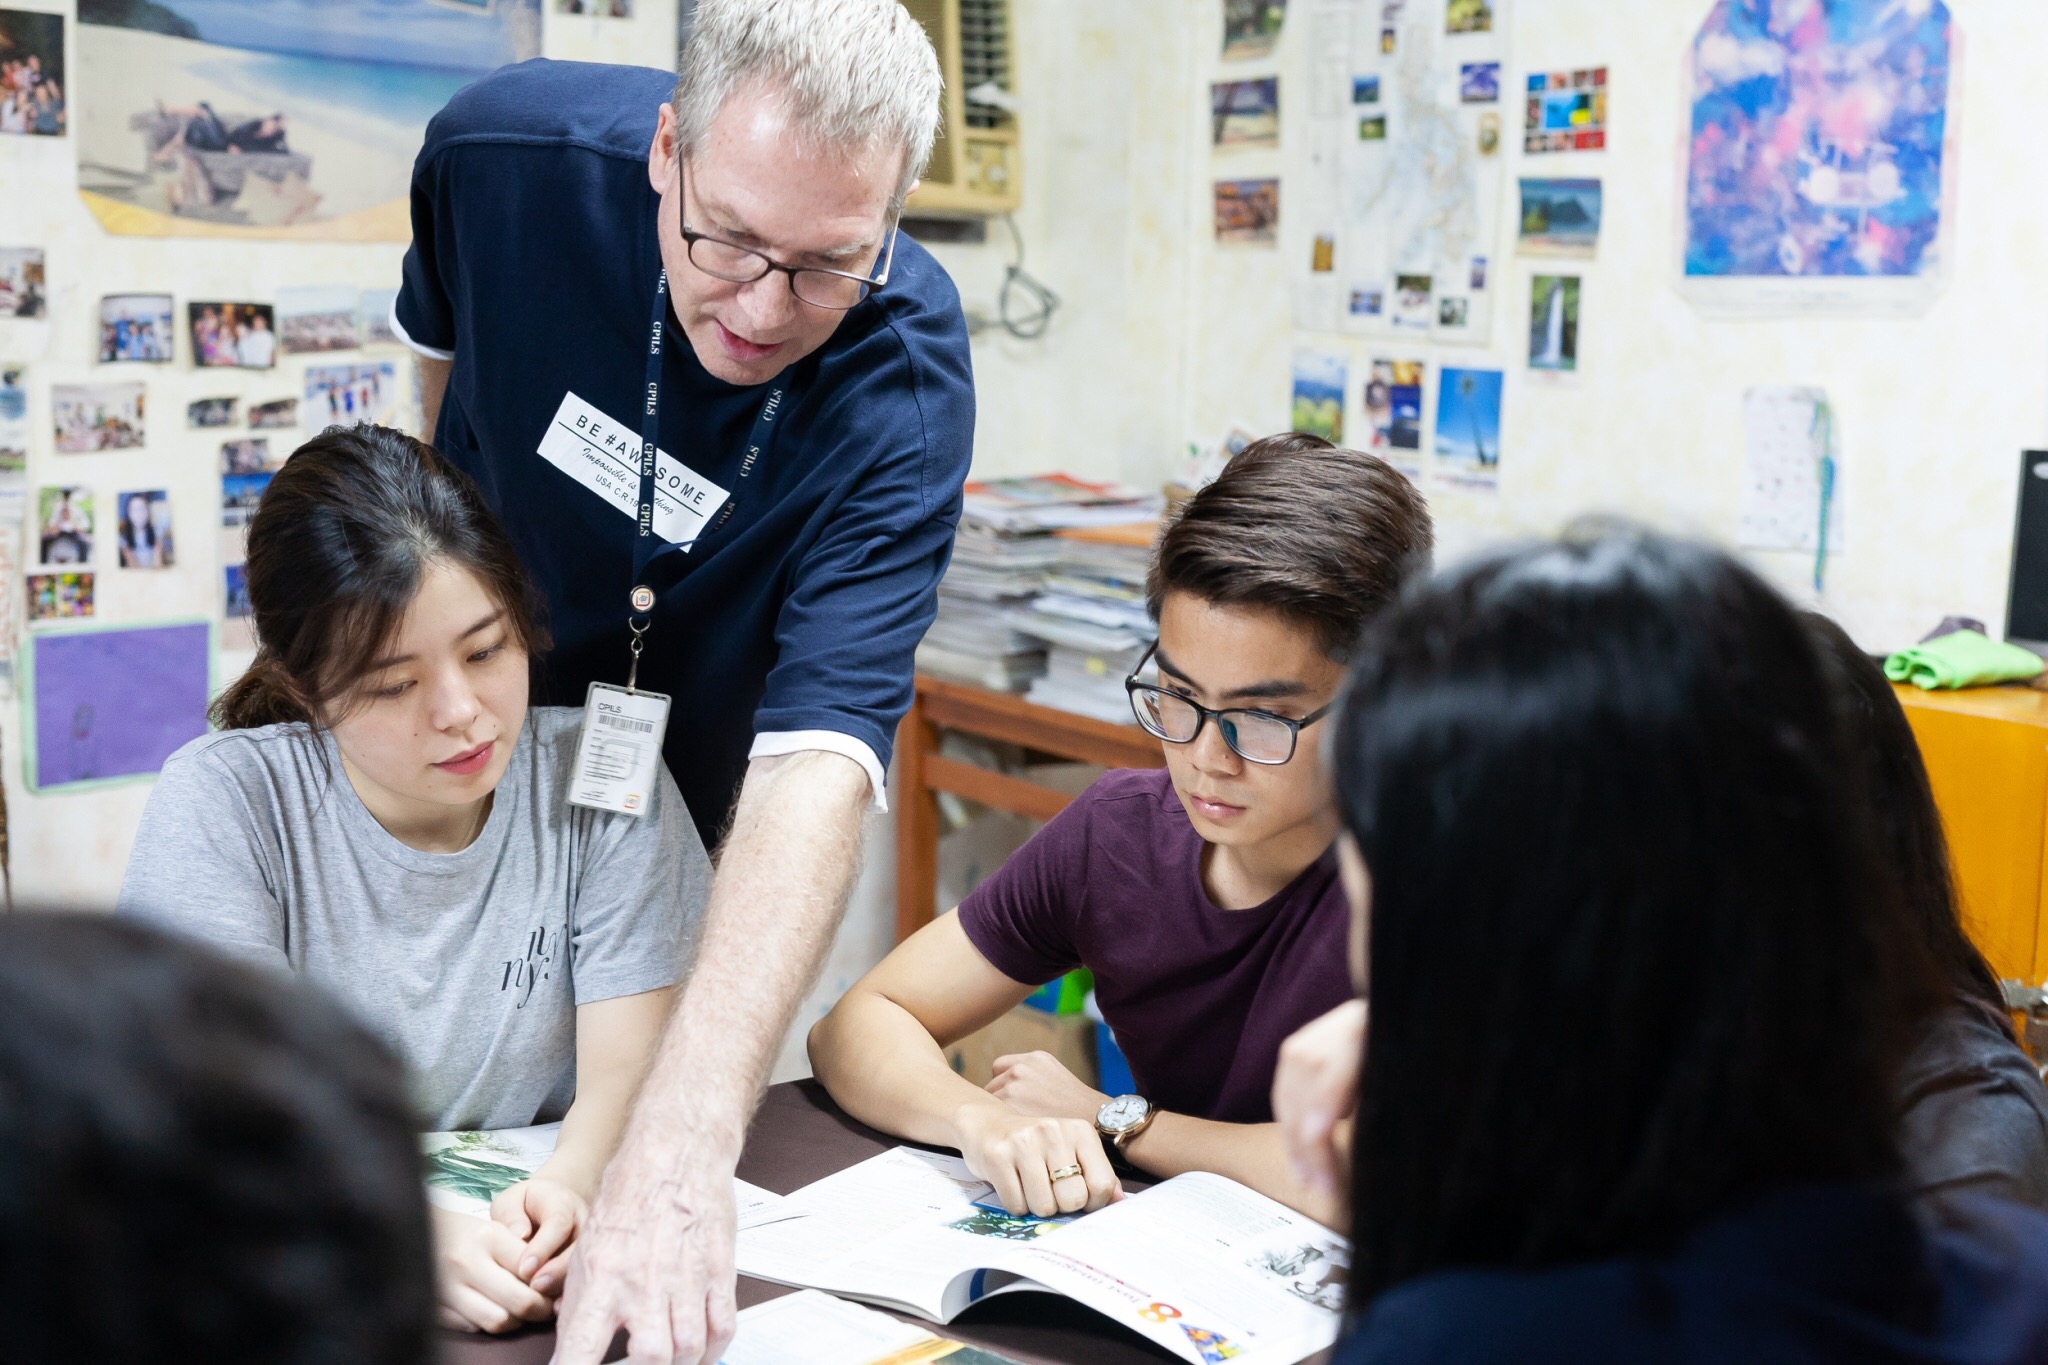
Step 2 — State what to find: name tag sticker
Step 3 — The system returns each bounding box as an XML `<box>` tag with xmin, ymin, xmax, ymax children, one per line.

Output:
<box><xmin>537</xmin><ymin>391</ymin><xmax>731</xmax><ymax>550</ymax></box>
<box><xmin>568</xmin><ymin>682</ymin><xmax>672</xmax><ymax>817</ymax></box>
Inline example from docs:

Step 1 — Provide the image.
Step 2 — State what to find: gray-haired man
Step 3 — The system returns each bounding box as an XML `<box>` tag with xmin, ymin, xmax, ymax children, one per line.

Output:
<box><xmin>390</xmin><ymin>3</ymin><xmax>972</xmax><ymax>1360</ymax></box>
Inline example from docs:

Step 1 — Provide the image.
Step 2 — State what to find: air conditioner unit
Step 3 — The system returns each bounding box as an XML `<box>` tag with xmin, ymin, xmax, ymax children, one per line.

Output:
<box><xmin>901</xmin><ymin>0</ymin><xmax>1021</xmax><ymax>217</ymax></box>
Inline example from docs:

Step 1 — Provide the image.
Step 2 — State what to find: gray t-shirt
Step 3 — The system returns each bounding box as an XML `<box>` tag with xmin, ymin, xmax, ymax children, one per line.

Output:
<box><xmin>117</xmin><ymin>706</ymin><xmax>708</xmax><ymax>1130</ymax></box>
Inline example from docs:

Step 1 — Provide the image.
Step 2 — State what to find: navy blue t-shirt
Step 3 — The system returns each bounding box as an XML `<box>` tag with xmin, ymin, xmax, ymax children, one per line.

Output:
<box><xmin>396</xmin><ymin>60</ymin><xmax>973</xmax><ymax>841</ymax></box>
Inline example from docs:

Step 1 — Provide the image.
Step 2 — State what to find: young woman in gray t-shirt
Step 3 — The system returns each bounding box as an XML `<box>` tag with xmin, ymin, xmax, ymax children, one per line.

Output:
<box><xmin>117</xmin><ymin>424</ymin><xmax>709</xmax><ymax>1336</ymax></box>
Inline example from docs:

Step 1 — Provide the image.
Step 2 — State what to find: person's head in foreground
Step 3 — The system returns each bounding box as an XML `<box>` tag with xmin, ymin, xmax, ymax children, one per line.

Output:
<box><xmin>1328</xmin><ymin>525</ymin><xmax>2048</xmax><ymax>1362</ymax></box>
<box><xmin>1802</xmin><ymin>611</ymin><xmax>2048</xmax><ymax>1213</ymax></box>
<box><xmin>0</xmin><ymin>913</ymin><xmax>433</xmax><ymax>1364</ymax></box>
<box><xmin>214</xmin><ymin>421</ymin><xmax>547</xmax><ymax>839</ymax></box>
<box><xmin>653</xmin><ymin>0</ymin><xmax>942</xmax><ymax>384</ymax></box>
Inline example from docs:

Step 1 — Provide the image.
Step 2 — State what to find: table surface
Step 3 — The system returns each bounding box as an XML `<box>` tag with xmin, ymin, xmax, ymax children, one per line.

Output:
<box><xmin>441</xmin><ymin>1080</ymin><xmax>1184</xmax><ymax>1365</ymax></box>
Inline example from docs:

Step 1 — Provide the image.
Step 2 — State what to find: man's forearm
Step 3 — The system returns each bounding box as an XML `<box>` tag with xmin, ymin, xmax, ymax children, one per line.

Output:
<box><xmin>809</xmin><ymin>992</ymin><xmax>1011</xmax><ymax>1149</ymax></box>
<box><xmin>1124</xmin><ymin>1114</ymin><xmax>1345</xmax><ymax>1227</ymax></box>
<box><xmin>623</xmin><ymin>750</ymin><xmax>870</xmax><ymax>1159</ymax></box>
<box><xmin>418</xmin><ymin>355</ymin><xmax>452</xmax><ymax>441</ymax></box>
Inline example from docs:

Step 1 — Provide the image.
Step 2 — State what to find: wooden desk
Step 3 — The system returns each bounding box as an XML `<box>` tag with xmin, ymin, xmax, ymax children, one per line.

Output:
<box><xmin>894</xmin><ymin>674</ymin><xmax>1166</xmax><ymax>942</ymax></box>
<box><xmin>440</xmin><ymin>1082</ymin><xmax>1183</xmax><ymax>1365</ymax></box>
<box><xmin>1895</xmin><ymin>683</ymin><xmax>2048</xmax><ymax>986</ymax></box>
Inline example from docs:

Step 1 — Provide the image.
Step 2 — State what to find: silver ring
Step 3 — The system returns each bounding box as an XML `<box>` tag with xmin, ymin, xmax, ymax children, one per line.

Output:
<box><xmin>1048</xmin><ymin>1163</ymin><xmax>1083</xmax><ymax>1182</ymax></box>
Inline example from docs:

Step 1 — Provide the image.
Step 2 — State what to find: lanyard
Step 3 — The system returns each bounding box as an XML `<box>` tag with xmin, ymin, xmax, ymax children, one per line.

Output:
<box><xmin>626</xmin><ymin>272</ymin><xmax>788</xmax><ymax>681</ymax></box>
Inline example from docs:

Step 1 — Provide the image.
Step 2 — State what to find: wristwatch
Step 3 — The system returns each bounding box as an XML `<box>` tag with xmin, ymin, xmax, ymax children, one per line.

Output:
<box><xmin>1095</xmin><ymin>1094</ymin><xmax>1158</xmax><ymax>1152</ymax></box>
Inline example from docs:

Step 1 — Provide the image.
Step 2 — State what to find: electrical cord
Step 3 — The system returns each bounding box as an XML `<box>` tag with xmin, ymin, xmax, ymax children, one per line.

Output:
<box><xmin>996</xmin><ymin>213</ymin><xmax>1060</xmax><ymax>340</ymax></box>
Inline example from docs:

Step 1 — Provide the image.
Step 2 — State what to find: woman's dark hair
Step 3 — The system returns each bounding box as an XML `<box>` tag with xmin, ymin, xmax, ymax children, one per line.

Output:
<box><xmin>212</xmin><ymin>424</ymin><xmax>547</xmax><ymax>730</ymax></box>
<box><xmin>1334</xmin><ymin>525</ymin><xmax>1936</xmax><ymax>1308</ymax></box>
<box><xmin>1147</xmin><ymin>433</ymin><xmax>1433</xmax><ymax>659</ymax></box>
<box><xmin>1803</xmin><ymin>611</ymin><xmax>2010</xmax><ymax>1030</ymax></box>
<box><xmin>0</xmin><ymin>912</ymin><xmax>434</xmax><ymax>1362</ymax></box>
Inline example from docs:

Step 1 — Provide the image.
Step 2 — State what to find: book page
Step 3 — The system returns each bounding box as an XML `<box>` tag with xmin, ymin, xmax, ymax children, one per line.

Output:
<box><xmin>1013</xmin><ymin>1172</ymin><xmax>1346</xmax><ymax>1365</ymax></box>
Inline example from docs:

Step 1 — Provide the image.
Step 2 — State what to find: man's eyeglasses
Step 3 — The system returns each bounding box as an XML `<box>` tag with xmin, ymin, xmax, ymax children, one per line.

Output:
<box><xmin>1124</xmin><ymin>642</ymin><xmax>1333</xmax><ymax>766</ymax></box>
<box><xmin>679</xmin><ymin>161</ymin><xmax>897</xmax><ymax>311</ymax></box>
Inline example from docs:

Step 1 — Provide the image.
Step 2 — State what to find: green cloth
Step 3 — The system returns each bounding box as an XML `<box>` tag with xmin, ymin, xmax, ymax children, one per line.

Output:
<box><xmin>1884</xmin><ymin>630</ymin><xmax>2045</xmax><ymax>690</ymax></box>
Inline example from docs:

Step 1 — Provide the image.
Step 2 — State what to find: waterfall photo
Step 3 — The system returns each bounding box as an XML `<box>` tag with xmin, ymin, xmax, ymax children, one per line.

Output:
<box><xmin>1528</xmin><ymin>274</ymin><xmax>1579</xmax><ymax>373</ymax></box>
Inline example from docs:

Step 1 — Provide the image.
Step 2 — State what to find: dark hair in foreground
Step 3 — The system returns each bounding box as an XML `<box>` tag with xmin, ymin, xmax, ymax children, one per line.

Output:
<box><xmin>213</xmin><ymin>423</ymin><xmax>547</xmax><ymax>730</ymax></box>
<box><xmin>0</xmin><ymin>913</ymin><xmax>434</xmax><ymax>1364</ymax></box>
<box><xmin>1148</xmin><ymin>433</ymin><xmax>1433</xmax><ymax>658</ymax></box>
<box><xmin>1334</xmin><ymin>526</ymin><xmax>1935</xmax><ymax>1309</ymax></box>
<box><xmin>1802</xmin><ymin>612</ymin><xmax>2011</xmax><ymax>1030</ymax></box>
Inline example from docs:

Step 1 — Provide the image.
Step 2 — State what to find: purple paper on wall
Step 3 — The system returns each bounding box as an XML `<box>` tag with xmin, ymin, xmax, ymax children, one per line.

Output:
<box><xmin>32</xmin><ymin>623</ymin><xmax>209</xmax><ymax>789</ymax></box>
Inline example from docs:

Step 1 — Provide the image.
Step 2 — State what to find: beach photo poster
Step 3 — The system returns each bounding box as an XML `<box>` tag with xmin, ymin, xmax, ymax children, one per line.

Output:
<box><xmin>1212</xmin><ymin>77</ymin><xmax>1279</xmax><ymax>149</ymax></box>
<box><xmin>76</xmin><ymin>0</ymin><xmax>541</xmax><ymax>240</ymax></box>
<box><xmin>278</xmin><ymin>284</ymin><xmax>361</xmax><ymax>354</ymax></box>
<box><xmin>99</xmin><ymin>294</ymin><xmax>175</xmax><ymax>363</ymax></box>
<box><xmin>37</xmin><ymin>486</ymin><xmax>92</xmax><ymax>566</ymax></box>
<box><xmin>53</xmin><ymin>382</ymin><xmax>145</xmax><ymax>453</ymax></box>
<box><xmin>1215</xmin><ymin>178</ymin><xmax>1280</xmax><ymax>246</ymax></box>
<box><xmin>1222</xmin><ymin>0</ymin><xmax>1287</xmax><ymax>61</ymax></box>
<box><xmin>1527</xmin><ymin>274</ymin><xmax>1580</xmax><ymax>372</ymax></box>
<box><xmin>0</xmin><ymin>246</ymin><xmax>45</xmax><ymax>317</ymax></box>
<box><xmin>1434</xmin><ymin>366</ymin><xmax>1503</xmax><ymax>483</ymax></box>
<box><xmin>1290</xmin><ymin>349</ymin><xmax>1346</xmax><ymax>444</ymax></box>
<box><xmin>304</xmin><ymin>361</ymin><xmax>400</xmax><ymax>430</ymax></box>
<box><xmin>1518</xmin><ymin>177</ymin><xmax>1601</xmax><ymax>257</ymax></box>
<box><xmin>116</xmin><ymin>489</ymin><xmax>174</xmax><ymax>569</ymax></box>
<box><xmin>25</xmin><ymin>621</ymin><xmax>213</xmax><ymax>790</ymax></box>
<box><xmin>0</xmin><ymin>8</ymin><xmax>65</xmax><ymax>138</ymax></box>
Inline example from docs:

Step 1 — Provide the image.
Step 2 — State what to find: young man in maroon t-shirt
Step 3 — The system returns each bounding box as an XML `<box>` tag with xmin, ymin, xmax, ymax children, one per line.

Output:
<box><xmin>810</xmin><ymin>434</ymin><xmax>1432</xmax><ymax>1225</ymax></box>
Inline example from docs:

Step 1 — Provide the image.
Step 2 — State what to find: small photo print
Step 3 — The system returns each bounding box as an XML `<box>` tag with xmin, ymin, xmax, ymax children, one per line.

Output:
<box><xmin>1352</xmin><ymin>76</ymin><xmax>1380</xmax><ymax>105</ymax></box>
<box><xmin>53</xmin><ymin>382</ymin><xmax>145</xmax><ymax>452</ymax></box>
<box><xmin>1528</xmin><ymin>274</ymin><xmax>1581</xmax><ymax>372</ymax></box>
<box><xmin>187</xmin><ymin>396</ymin><xmax>238</xmax><ymax>428</ymax></box>
<box><xmin>1366</xmin><ymin>359</ymin><xmax>1426</xmax><ymax>453</ymax></box>
<box><xmin>276</xmin><ymin>284</ymin><xmax>361</xmax><ymax>354</ymax></box>
<box><xmin>1470</xmin><ymin>256</ymin><xmax>1489</xmax><ymax>290</ymax></box>
<box><xmin>0</xmin><ymin>8</ymin><xmax>65</xmax><ymax>138</ymax></box>
<box><xmin>358</xmin><ymin>288</ymin><xmax>399</xmax><ymax>346</ymax></box>
<box><xmin>1222</xmin><ymin>0</ymin><xmax>1286</xmax><ymax>61</ymax></box>
<box><xmin>27</xmin><ymin>572</ymin><xmax>92</xmax><ymax>622</ymax></box>
<box><xmin>1446</xmin><ymin>0</ymin><xmax>1492</xmax><ymax>33</ymax></box>
<box><xmin>116</xmin><ymin>489</ymin><xmax>174</xmax><ymax>569</ymax></box>
<box><xmin>1477</xmin><ymin>110</ymin><xmax>1501</xmax><ymax>156</ymax></box>
<box><xmin>99</xmin><ymin>294</ymin><xmax>175</xmax><ymax>363</ymax></box>
<box><xmin>0</xmin><ymin>246</ymin><xmax>45</xmax><ymax>317</ymax></box>
<box><xmin>304</xmin><ymin>361</ymin><xmax>399</xmax><ymax>429</ymax></box>
<box><xmin>189</xmin><ymin>302</ymin><xmax>277</xmax><ymax>369</ymax></box>
<box><xmin>37</xmin><ymin>485</ymin><xmax>91</xmax><ymax>565</ymax></box>
<box><xmin>1211</xmin><ymin>77</ymin><xmax>1279</xmax><ymax>148</ymax></box>
<box><xmin>220</xmin><ymin>437</ymin><xmax>279</xmax><ymax>474</ymax></box>
<box><xmin>224</xmin><ymin>562</ymin><xmax>252</xmax><ymax>620</ymax></box>
<box><xmin>1460</xmin><ymin>61</ymin><xmax>1500</xmax><ymax>103</ymax></box>
<box><xmin>221</xmin><ymin>472</ymin><xmax>272</xmax><ymax>528</ymax></box>
<box><xmin>554</xmin><ymin>0</ymin><xmax>632</xmax><ymax>11</ymax></box>
<box><xmin>1525</xmin><ymin>67</ymin><xmax>1608</xmax><ymax>154</ymax></box>
<box><xmin>1348</xmin><ymin>285</ymin><xmax>1385</xmax><ymax>318</ymax></box>
<box><xmin>0</xmin><ymin>365</ymin><xmax>25</xmax><ymax>467</ymax></box>
<box><xmin>1393</xmin><ymin>273</ymin><xmax>1433</xmax><ymax>331</ymax></box>
<box><xmin>1310</xmin><ymin>232</ymin><xmax>1335</xmax><ymax>273</ymax></box>
<box><xmin>1358</xmin><ymin>114</ymin><xmax>1387</xmax><ymax>141</ymax></box>
<box><xmin>1214</xmin><ymin>178</ymin><xmax>1280</xmax><ymax>246</ymax></box>
<box><xmin>1438</xmin><ymin>296</ymin><xmax>1469</xmax><ymax>327</ymax></box>
<box><xmin>1517</xmin><ymin>177</ymin><xmax>1603</xmax><ymax>257</ymax></box>
<box><xmin>248</xmin><ymin>397</ymin><xmax>299</xmax><ymax>430</ymax></box>
<box><xmin>1436</xmin><ymin>366</ymin><xmax>1504</xmax><ymax>475</ymax></box>
<box><xmin>1290</xmin><ymin>349</ymin><xmax>1346</xmax><ymax>444</ymax></box>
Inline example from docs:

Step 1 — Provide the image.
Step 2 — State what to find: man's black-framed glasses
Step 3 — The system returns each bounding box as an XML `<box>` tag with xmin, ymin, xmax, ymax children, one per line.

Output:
<box><xmin>1124</xmin><ymin>641</ymin><xmax>1333</xmax><ymax>766</ymax></box>
<box><xmin>679</xmin><ymin>161</ymin><xmax>897</xmax><ymax>311</ymax></box>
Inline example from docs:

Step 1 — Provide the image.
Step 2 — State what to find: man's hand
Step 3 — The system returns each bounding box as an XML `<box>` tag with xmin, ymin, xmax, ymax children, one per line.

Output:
<box><xmin>1272</xmin><ymin>998</ymin><xmax>1367</xmax><ymax>1196</ymax></box>
<box><xmin>552</xmin><ymin>1139</ymin><xmax>737</xmax><ymax>1365</ymax></box>
<box><xmin>955</xmin><ymin>1101</ymin><xmax>1122</xmax><ymax>1217</ymax></box>
<box><xmin>490</xmin><ymin>1177</ymin><xmax>588</xmax><ymax>1299</ymax></box>
<box><xmin>431</xmin><ymin>1203</ymin><xmax>557</xmax><ymax>1334</ymax></box>
<box><xmin>985</xmin><ymin>1050</ymin><xmax>1110</xmax><ymax>1123</ymax></box>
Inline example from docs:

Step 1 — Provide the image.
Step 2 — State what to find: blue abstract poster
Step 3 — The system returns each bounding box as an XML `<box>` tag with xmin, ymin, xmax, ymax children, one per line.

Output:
<box><xmin>1684</xmin><ymin>0</ymin><xmax>1953</xmax><ymax>282</ymax></box>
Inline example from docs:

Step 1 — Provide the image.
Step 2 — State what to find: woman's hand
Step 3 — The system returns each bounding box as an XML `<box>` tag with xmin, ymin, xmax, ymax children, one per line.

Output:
<box><xmin>1272</xmin><ymin>999</ymin><xmax>1367</xmax><ymax>1197</ymax></box>
<box><xmin>430</xmin><ymin>1203</ymin><xmax>558</xmax><ymax>1334</ymax></box>
<box><xmin>985</xmin><ymin>1049</ymin><xmax>1110</xmax><ymax>1122</ymax></box>
<box><xmin>490</xmin><ymin>1176</ymin><xmax>589</xmax><ymax>1298</ymax></box>
<box><xmin>954</xmin><ymin>1101</ymin><xmax>1122</xmax><ymax>1218</ymax></box>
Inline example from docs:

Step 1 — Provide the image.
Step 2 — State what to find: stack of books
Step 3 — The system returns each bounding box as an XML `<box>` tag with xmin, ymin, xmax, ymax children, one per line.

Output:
<box><xmin>960</xmin><ymin>473</ymin><xmax>1162</xmax><ymax>534</ymax></box>
<box><xmin>1017</xmin><ymin>522</ymin><xmax>1158</xmax><ymax>724</ymax></box>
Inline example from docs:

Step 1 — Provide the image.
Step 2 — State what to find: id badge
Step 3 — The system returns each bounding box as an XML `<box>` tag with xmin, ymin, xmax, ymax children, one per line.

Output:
<box><xmin>567</xmin><ymin>682</ymin><xmax>671</xmax><ymax>816</ymax></box>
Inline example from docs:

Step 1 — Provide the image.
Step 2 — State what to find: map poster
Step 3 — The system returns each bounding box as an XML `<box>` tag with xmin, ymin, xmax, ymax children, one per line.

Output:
<box><xmin>1290</xmin><ymin>0</ymin><xmax>1509</xmax><ymax>346</ymax></box>
<box><xmin>1681</xmin><ymin>0</ymin><xmax>1958</xmax><ymax>317</ymax></box>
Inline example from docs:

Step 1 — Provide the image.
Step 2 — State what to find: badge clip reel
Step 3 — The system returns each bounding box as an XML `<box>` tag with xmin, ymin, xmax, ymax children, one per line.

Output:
<box><xmin>567</xmin><ymin>585</ymin><xmax>673</xmax><ymax>817</ymax></box>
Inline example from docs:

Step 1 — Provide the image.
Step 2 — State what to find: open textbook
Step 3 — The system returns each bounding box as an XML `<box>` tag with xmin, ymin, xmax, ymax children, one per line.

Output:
<box><xmin>420</xmin><ymin>1123</ymin><xmax>795</xmax><ymax>1230</ymax></box>
<box><xmin>735</xmin><ymin>1148</ymin><xmax>1347</xmax><ymax>1365</ymax></box>
<box><xmin>722</xmin><ymin>1289</ymin><xmax>1022</xmax><ymax>1365</ymax></box>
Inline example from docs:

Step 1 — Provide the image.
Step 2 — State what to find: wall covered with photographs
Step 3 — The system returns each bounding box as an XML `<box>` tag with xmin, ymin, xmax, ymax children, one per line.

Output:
<box><xmin>0</xmin><ymin>0</ymin><xmax>678</xmax><ymax>907</ymax></box>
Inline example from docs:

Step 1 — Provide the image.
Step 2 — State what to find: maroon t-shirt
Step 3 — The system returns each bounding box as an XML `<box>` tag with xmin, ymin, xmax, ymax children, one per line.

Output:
<box><xmin>957</xmin><ymin>767</ymin><xmax>1352</xmax><ymax>1124</ymax></box>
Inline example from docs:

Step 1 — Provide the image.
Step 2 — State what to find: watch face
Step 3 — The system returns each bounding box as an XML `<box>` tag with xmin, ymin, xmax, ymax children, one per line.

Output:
<box><xmin>1099</xmin><ymin>1095</ymin><xmax>1147</xmax><ymax>1131</ymax></box>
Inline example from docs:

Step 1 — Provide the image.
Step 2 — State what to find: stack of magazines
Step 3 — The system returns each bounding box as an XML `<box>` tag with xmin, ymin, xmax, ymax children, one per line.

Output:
<box><xmin>1016</xmin><ymin>523</ymin><xmax>1157</xmax><ymax>724</ymax></box>
<box><xmin>960</xmin><ymin>473</ymin><xmax>1162</xmax><ymax>534</ymax></box>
